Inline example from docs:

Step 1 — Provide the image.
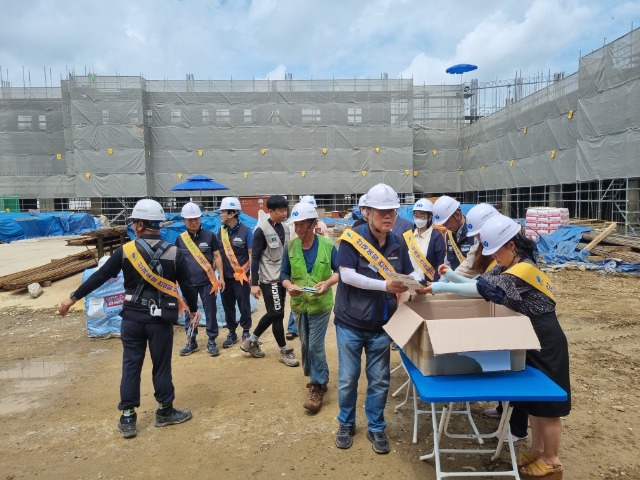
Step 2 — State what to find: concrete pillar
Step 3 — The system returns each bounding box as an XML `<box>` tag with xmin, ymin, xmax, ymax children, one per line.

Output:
<box><xmin>627</xmin><ymin>179</ymin><xmax>640</xmax><ymax>232</ymax></box>
<box><xmin>501</xmin><ymin>189</ymin><xmax>510</xmax><ymax>216</ymax></box>
<box><xmin>38</xmin><ymin>198</ymin><xmax>55</xmax><ymax>212</ymax></box>
<box><xmin>90</xmin><ymin>197</ymin><xmax>102</xmax><ymax>215</ymax></box>
<box><xmin>548</xmin><ymin>185</ymin><xmax>560</xmax><ymax>208</ymax></box>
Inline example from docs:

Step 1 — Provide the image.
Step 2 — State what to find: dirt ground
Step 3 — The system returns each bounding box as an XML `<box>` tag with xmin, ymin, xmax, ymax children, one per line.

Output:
<box><xmin>0</xmin><ymin>241</ymin><xmax>639</xmax><ymax>479</ymax></box>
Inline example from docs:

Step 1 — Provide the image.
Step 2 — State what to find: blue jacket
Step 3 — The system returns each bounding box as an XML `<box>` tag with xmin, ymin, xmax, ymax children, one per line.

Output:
<box><xmin>446</xmin><ymin>221</ymin><xmax>475</xmax><ymax>270</ymax></box>
<box><xmin>334</xmin><ymin>225</ymin><xmax>413</xmax><ymax>332</ymax></box>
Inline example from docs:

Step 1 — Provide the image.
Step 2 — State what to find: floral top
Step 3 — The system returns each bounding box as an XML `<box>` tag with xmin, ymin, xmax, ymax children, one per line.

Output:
<box><xmin>477</xmin><ymin>258</ymin><xmax>555</xmax><ymax>318</ymax></box>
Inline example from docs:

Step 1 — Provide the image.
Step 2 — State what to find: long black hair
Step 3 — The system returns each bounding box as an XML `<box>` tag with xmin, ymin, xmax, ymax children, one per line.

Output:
<box><xmin>511</xmin><ymin>233</ymin><xmax>538</xmax><ymax>264</ymax></box>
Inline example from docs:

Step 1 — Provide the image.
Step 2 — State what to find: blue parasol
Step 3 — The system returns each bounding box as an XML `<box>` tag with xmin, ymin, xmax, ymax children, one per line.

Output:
<box><xmin>169</xmin><ymin>174</ymin><xmax>229</xmax><ymax>195</ymax></box>
<box><xmin>446</xmin><ymin>64</ymin><xmax>478</xmax><ymax>75</ymax></box>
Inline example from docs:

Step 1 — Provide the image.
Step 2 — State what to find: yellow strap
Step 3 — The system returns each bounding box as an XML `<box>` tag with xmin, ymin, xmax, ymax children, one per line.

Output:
<box><xmin>403</xmin><ymin>231</ymin><xmax>436</xmax><ymax>280</ymax></box>
<box><xmin>221</xmin><ymin>227</ymin><xmax>250</xmax><ymax>285</ymax></box>
<box><xmin>338</xmin><ymin>229</ymin><xmax>396</xmax><ymax>280</ymax></box>
<box><xmin>504</xmin><ymin>262</ymin><xmax>555</xmax><ymax>300</ymax></box>
<box><xmin>485</xmin><ymin>259</ymin><xmax>497</xmax><ymax>272</ymax></box>
<box><xmin>446</xmin><ymin>230</ymin><xmax>466</xmax><ymax>265</ymax></box>
<box><xmin>122</xmin><ymin>241</ymin><xmax>189</xmax><ymax>313</ymax></box>
<box><xmin>180</xmin><ymin>231</ymin><xmax>220</xmax><ymax>293</ymax></box>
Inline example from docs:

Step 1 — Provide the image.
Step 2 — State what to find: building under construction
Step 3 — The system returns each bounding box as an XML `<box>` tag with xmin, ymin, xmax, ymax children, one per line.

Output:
<box><xmin>1</xmin><ymin>29</ymin><xmax>639</xmax><ymax>233</ymax></box>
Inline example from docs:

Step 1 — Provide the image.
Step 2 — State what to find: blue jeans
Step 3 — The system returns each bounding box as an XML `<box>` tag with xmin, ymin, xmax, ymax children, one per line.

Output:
<box><xmin>287</xmin><ymin>311</ymin><xmax>298</xmax><ymax>334</ymax></box>
<box><xmin>336</xmin><ymin>323</ymin><xmax>391</xmax><ymax>432</ymax></box>
<box><xmin>294</xmin><ymin>310</ymin><xmax>330</xmax><ymax>385</ymax></box>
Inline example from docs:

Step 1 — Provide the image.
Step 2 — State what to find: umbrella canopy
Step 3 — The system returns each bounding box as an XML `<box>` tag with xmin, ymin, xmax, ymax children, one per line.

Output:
<box><xmin>445</xmin><ymin>64</ymin><xmax>478</xmax><ymax>75</ymax></box>
<box><xmin>169</xmin><ymin>174</ymin><xmax>229</xmax><ymax>192</ymax></box>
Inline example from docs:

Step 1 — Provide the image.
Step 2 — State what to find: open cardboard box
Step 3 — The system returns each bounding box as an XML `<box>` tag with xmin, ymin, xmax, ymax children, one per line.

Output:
<box><xmin>384</xmin><ymin>295</ymin><xmax>541</xmax><ymax>376</ymax></box>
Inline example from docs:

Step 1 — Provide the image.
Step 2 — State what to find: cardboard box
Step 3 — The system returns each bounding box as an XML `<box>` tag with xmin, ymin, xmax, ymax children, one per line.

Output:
<box><xmin>384</xmin><ymin>296</ymin><xmax>540</xmax><ymax>376</ymax></box>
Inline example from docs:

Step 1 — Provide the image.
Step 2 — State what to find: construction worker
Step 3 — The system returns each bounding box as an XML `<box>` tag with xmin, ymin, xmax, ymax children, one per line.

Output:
<box><xmin>405</xmin><ymin>198</ymin><xmax>446</xmax><ymax>282</ymax></box>
<box><xmin>285</xmin><ymin>194</ymin><xmax>331</xmax><ymax>341</ymax></box>
<box><xmin>281</xmin><ymin>202</ymin><xmax>339</xmax><ymax>412</ymax></box>
<box><xmin>455</xmin><ymin>203</ymin><xmax>500</xmax><ymax>278</ymax></box>
<box><xmin>351</xmin><ymin>194</ymin><xmax>369</xmax><ymax>228</ymax></box>
<box><xmin>432</xmin><ymin>195</ymin><xmax>475</xmax><ymax>270</ymax></box>
<box><xmin>333</xmin><ymin>183</ymin><xmax>429</xmax><ymax>454</ymax></box>
<box><xmin>175</xmin><ymin>202</ymin><xmax>225</xmax><ymax>357</ymax></box>
<box><xmin>59</xmin><ymin>199</ymin><xmax>199</xmax><ymax>439</ymax></box>
<box><xmin>216</xmin><ymin>196</ymin><xmax>254</xmax><ymax>348</ymax></box>
<box><xmin>427</xmin><ymin>214</ymin><xmax>571</xmax><ymax>479</ymax></box>
<box><xmin>242</xmin><ymin>195</ymin><xmax>299</xmax><ymax>366</ymax></box>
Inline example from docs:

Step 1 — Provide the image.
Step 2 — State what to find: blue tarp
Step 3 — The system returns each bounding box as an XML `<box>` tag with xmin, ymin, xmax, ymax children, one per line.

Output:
<box><xmin>0</xmin><ymin>212</ymin><xmax>97</xmax><ymax>243</ymax></box>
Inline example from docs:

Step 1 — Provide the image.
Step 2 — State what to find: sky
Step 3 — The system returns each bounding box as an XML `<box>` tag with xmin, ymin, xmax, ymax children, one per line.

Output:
<box><xmin>0</xmin><ymin>0</ymin><xmax>639</xmax><ymax>88</ymax></box>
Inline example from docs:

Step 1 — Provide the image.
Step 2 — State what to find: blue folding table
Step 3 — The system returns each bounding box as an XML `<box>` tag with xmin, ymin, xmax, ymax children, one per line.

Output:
<box><xmin>400</xmin><ymin>351</ymin><xmax>567</xmax><ymax>479</ymax></box>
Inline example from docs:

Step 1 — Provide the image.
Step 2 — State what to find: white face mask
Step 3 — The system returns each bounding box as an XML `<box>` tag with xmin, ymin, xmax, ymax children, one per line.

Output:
<box><xmin>414</xmin><ymin>218</ymin><xmax>429</xmax><ymax>228</ymax></box>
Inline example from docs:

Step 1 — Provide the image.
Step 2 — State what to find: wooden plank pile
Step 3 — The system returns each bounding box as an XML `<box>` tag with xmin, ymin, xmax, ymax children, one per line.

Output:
<box><xmin>66</xmin><ymin>226</ymin><xmax>128</xmax><ymax>257</ymax></box>
<box><xmin>575</xmin><ymin>221</ymin><xmax>640</xmax><ymax>263</ymax></box>
<box><xmin>0</xmin><ymin>249</ymin><xmax>99</xmax><ymax>291</ymax></box>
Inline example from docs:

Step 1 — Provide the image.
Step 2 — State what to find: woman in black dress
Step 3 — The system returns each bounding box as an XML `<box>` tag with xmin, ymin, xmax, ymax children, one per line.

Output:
<box><xmin>428</xmin><ymin>214</ymin><xmax>570</xmax><ymax>480</ymax></box>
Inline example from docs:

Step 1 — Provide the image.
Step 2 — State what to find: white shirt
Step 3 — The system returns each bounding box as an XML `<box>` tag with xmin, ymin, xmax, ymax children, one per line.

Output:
<box><xmin>409</xmin><ymin>226</ymin><xmax>434</xmax><ymax>275</ymax></box>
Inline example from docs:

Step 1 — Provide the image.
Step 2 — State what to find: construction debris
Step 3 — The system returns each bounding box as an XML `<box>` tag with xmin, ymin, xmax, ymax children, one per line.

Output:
<box><xmin>0</xmin><ymin>250</ymin><xmax>98</xmax><ymax>291</ymax></box>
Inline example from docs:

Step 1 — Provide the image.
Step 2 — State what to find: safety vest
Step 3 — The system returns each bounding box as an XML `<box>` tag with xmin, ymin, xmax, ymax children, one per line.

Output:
<box><xmin>288</xmin><ymin>236</ymin><xmax>335</xmax><ymax>314</ymax></box>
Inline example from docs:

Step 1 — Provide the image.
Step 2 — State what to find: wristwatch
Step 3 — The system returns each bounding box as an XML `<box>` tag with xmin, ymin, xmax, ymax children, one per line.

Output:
<box><xmin>70</xmin><ymin>291</ymin><xmax>78</xmax><ymax>301</ymax></box>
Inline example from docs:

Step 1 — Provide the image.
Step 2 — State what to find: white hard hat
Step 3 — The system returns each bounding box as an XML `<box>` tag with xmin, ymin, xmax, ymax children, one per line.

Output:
<box><xmin>365</xmin><ymin>183</ymin><xmax>400</xmax><ymax>210</ymax></box>
<box><xmin>432</xmin><ymin>195</ymin><xmax>460</xmax><ymax>225</ymax></box>
<box><xmin>358</xmin><ymin>194</ymin><xmax>368</xmax><ymax>207</ymax></box>
<box><xmin>300</xmin><ymin>195</ymin><xmax>317</xmax><ymax>207</ymax></box>
<box><xmin>130</xmin><ymin>199</ymin><xmax>165</xmax><ymax>222</ymax></box>
<box><xmin>466</xmin><ymin>203</ymin><xmax>500</xmax><ymax>237</ymax></box>
<box><xmin>413</xmin><ymin>198</ymin><xmax>434</xmax><ymax>213</ymax></box>
<box><xmin>181</xmin><ymin>202</ymin><xmax>202</xmax><ymax>219</ymax></box>
<box><xmin>220</xmin><ymin>197</ymin><xmax>242</xmax><ymax>211</ymax></box>
<box><xmin>479</xmin><ymin>214</ymin><xmax>522</xmax><ymax>255</ymax></box>
<box><xmin>291</xmin><ymin>202</ymin><xmax>318</xmax><ymax>221</ymax></box>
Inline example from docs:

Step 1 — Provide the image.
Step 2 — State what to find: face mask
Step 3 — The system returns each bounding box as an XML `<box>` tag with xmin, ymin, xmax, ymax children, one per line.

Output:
<box><xmin>414</xmin><ymin>218</ymin><xmax>429</xmax><ymax>228</ymax></box>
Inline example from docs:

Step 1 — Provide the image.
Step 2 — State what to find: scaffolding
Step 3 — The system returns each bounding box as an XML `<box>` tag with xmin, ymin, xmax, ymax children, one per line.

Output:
<box><xmin>1</xmin><ymin>28</ymin><xmax>639</xmax><ymax>235</ymax></box>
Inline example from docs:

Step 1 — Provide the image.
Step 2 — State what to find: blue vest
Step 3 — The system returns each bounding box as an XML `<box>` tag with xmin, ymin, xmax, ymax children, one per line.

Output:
<box><xmin>446</xmin><ymin>221</ymin><xmax>475</xmax><ymax>270</ymax></box>
<box><xmin>175</xmin><ymin>228</ymin><xmax>217</xmax><ymax>286</ymax></box>
<box><xmin>217</xmin><ymin>222</ymin><xmax>251</xmax><ymax>279</ymax></box>
<box><xmin>334</xmin><ymin>225</ymin><xmax>408</xmax><ymax>332</ymax></box>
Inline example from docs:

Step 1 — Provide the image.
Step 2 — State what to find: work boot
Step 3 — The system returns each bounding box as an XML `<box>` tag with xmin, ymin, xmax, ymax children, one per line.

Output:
<box><xmin>279</xmin><ymin>347</ymin><xmax>300</xmax><ymax>367</ymax></box>
<box><xmin>222</xmin><ymin>332</ymin><xmax>238</xmax><ymax>349</ymax></box>
<box><xmin>207</xmin><ymin>339</ymin><xmax>220</xmax><ymax>357</ymax></box>
<box><xmin>179</xmin><ymin>342</ymin><xmax>198</xmax><ymax>356</ymax></box>
<box><xmin>303</xmin><ymin>383</ymin><xmax>328</xmax><ymax>413</ymax></box>
<box><xmin>240</xmin><ymin>338</ymin><xmax>265</xmax><ymax>358</ymax></box>
<box><xmin>117</xmin><ymin>414</ymin><xmax>137</xmax><ymax>439</ymax></box>
<box><xmin>154</xmin><ymin>406</ymin><xmax>192</xmax><ymax>427</ymax></box>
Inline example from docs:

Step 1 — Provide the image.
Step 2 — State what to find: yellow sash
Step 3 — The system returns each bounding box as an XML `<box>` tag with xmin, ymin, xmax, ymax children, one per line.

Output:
<box><xmin>122</xmin><ymin>241</ymin><xmax>189</xmax><ymax>313</ymax></box>
<box><xmin>180</xmin><ymin>231</ymin><xmax>220</xmax><ymax>293</ymax></box>
<box><xmin>485</xmin><ymin>259</ymin><xmax>497</xmax><ymax>272</ymax></box>
<box><xmin>446</xmin><ymin>230</ymin><xmax>466</xmax><ymax>265</ymax></box>
<box><xmin>338</xmin><ymin>229</ymin><xmax>396</xmax><ymax>280</ymax></box>
<box><xmin>505</xmin><ymin>262</ymin><xmax>555</xmax><ymax>300</ymax></box>
<box><xmin>221</xmin><ymin>226</ymin><xmax>250</xmax><ymax>285</ymax></box>
<box><xmin>402</xmin><ymin>231</ymin><xmax>436</xmax><ymax>280</ymax></box>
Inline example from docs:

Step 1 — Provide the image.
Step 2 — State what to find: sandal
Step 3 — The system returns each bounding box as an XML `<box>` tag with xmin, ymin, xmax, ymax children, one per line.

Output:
<box><xmin>285</xmin><ymin>332</ymin><xmax>296</xmax><ymax>341</ymax></box>
<box><xmin>517</xmin><ymin>451</ymin><xmax>541</xmax><ymax>468</ymax></box>
<box><xmin>519</xmin><ymin>459</ymin><xmax>563</xmax><ymax>479</ymax></box>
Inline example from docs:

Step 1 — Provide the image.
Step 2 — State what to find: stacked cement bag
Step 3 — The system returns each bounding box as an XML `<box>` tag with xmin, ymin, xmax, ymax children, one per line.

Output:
<box><xmin>525</xmin><ymin>207</ymin><xmax>570</xmax><ymax>238</ymax></box>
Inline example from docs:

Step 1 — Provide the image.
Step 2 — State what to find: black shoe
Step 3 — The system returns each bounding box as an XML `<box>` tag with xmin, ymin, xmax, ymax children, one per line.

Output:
<box><xmin>117</xmin><ymin>415</ymin><xmax>137</xmax><ymax>439</ymax></box>
<box><xmin>207</xmin><ymin>340</ymin><xmax>220</xmax><ymax>356</ymax></box>
<box><xmin>222</xmin><ymin>333</ymin><xmax>238</xmax><ymax>349</ymax></box>
<box><xmin>155</xmin><ymin>407</ymin><xmax>192</xmax><ymax>427</ymax></box>
<box><xmin>335</xmin><ymin>424</ymin><xmax>355</xmax><ymax>449</ymax></box>
<box><xmin>367</xmin><ymin>430</ymin><xmax>390</xmax><ymax>454</ymax></box>
<box><xmin>179</xmin><ymin>342</ymin><xmax>198</xmax><ymax>356</ymax></box>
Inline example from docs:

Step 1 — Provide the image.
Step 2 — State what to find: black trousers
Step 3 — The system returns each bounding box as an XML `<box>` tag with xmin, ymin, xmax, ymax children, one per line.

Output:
<box><xmin>118</xmin><ymin>309</ymin><xmax>174</xmax><ymax>411</ymax></box>
<box><xmin>221</xmin><ymin>277</ymin><xmax>252</xmax><ymax>334</ymax></box>
<box><xmin>253</xmin><ymin>282</ymin><xmax>286</xmax><ymax>347</ymax></box>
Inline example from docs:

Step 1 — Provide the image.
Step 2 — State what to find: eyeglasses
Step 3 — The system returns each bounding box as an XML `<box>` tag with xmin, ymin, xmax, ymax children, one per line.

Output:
<box><xmin>373</xmin><ymin>209</ymin><xmax>397</xmax><ymax>217</ymax></box>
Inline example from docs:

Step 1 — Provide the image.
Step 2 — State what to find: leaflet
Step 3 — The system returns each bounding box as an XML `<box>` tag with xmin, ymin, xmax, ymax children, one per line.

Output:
<box><xmin>386</xmin><ymin>272</ymin><xmax>425</xmax><ymax>291</ymax></box>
